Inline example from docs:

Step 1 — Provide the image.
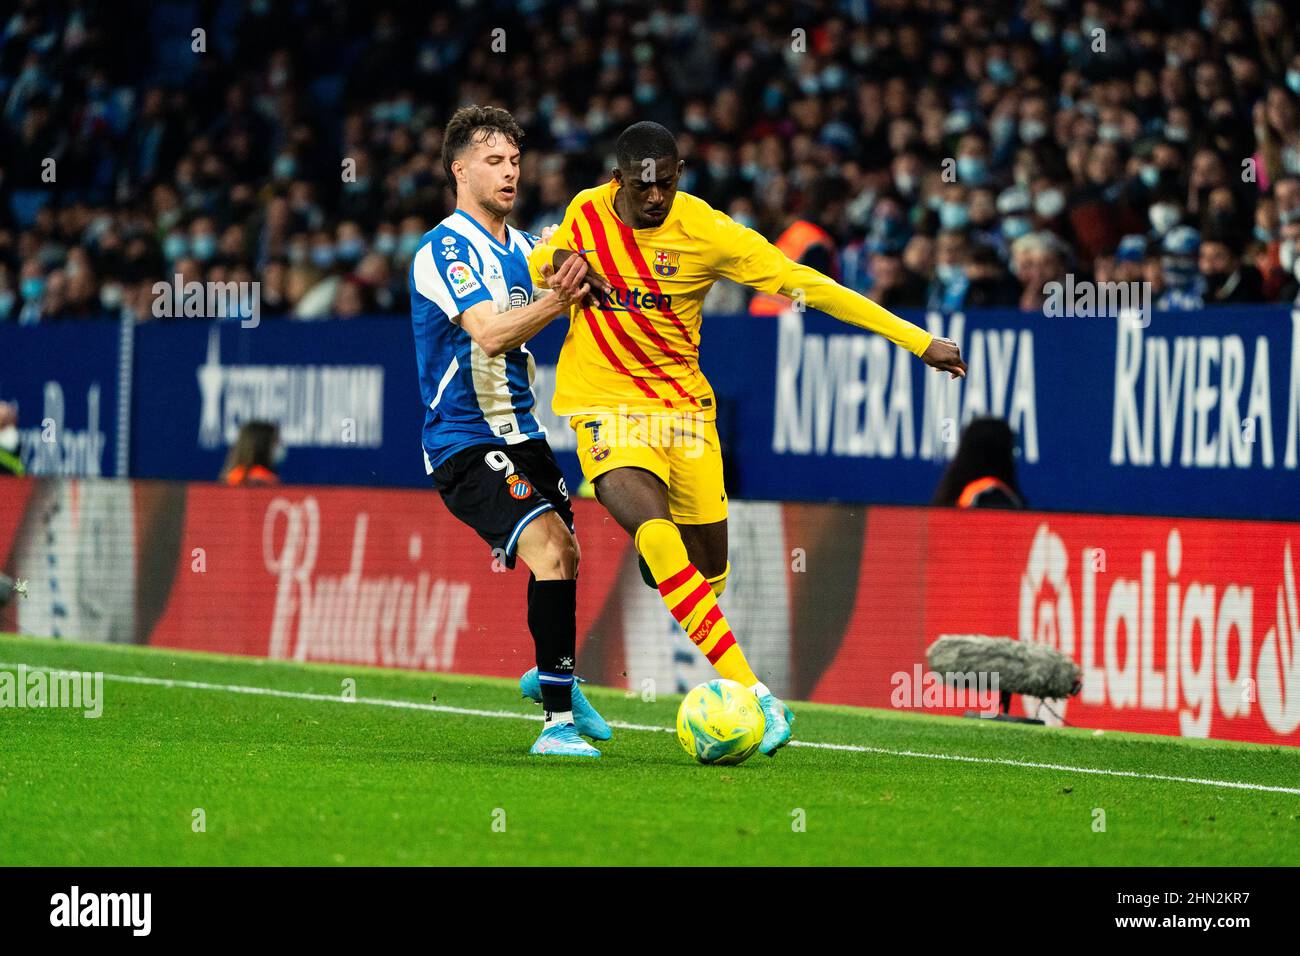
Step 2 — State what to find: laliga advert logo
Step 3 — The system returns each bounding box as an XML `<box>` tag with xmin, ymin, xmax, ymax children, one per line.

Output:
<box><xmin>1018</xmin><ymin>522</ymin><xmax>1075</xmax><ymax>722</ymax></box>
<box><xmin>1019</xmin><ymin>522</ymin><xmax>1300</xmax><ymax>736</ymax></box>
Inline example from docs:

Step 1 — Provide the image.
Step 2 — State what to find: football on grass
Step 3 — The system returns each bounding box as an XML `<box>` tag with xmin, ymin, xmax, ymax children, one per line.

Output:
<box><xmin>676</xmin><ymin>679</ymin><xmax>764</xmax><ymax>765</ymax></box>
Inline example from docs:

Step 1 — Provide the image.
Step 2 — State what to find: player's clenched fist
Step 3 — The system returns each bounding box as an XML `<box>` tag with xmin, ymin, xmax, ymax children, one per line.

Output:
<box><xmin>922</xmin><ymin>335</ymin><xmax>967</xmax><ymax>378</ymax></box>
<box><xmin>541</xmin><ymin>255</ymin><xmax>591</xmax><ymax>309</ymax></box>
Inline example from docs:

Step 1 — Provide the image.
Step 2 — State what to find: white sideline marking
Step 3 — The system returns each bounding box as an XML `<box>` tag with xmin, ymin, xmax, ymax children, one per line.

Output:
<box><xmin>4</xmin><ymin>661</ymin><xmax>1299</xmax><ymax>796</ymax></box>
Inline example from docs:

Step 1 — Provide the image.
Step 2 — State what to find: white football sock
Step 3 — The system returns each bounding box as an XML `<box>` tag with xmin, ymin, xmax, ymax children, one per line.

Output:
<box><xmin>544</xmin><ymin>710</ymin><xmax>574</xmax><ymax>729</ymax></box>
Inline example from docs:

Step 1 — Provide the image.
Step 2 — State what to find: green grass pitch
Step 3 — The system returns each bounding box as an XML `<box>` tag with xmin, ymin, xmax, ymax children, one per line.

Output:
<box><xmin>1</xmin><ymin>632</ymin><xmax>1298</xmax><ymax>866</ymax></box>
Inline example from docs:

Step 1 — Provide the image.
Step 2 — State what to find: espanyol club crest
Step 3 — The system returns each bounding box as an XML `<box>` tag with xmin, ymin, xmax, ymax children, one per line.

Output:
<box><xmin>653</xmin><ymin>249</ymin><xmax>679</xmax><ymax>278</ymax></box>
<box><xmin>506</xmin><ymin>474</ymin><xmax>533</xmax><ymax>499</ymax></box>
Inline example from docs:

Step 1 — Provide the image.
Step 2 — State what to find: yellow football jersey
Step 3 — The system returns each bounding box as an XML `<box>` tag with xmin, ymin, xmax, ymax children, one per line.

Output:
<box><xmin>529</xmin><ymin>180</ymin><xmax>933</xmax><ymax>418</ymax></box>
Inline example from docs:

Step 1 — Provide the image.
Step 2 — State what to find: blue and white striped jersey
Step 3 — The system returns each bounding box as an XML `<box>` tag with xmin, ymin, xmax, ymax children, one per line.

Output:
<box><xmin>410</xmin><ymin>210</ymin><xmax>548</xmax><ymax>472</ymax></box>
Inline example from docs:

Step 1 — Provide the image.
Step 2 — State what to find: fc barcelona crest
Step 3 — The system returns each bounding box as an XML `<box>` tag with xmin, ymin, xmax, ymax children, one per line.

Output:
<box><xmin>653</xmin><ymin>249</ymin><xmax>679</xmax><ymax>278</ymax></box>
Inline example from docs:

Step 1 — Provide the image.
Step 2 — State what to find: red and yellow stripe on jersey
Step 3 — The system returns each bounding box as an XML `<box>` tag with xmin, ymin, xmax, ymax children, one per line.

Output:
<box><xmin>528</xmin><ymin>180</ymin><xmax>934</xmax><ymax>418</ymax></box>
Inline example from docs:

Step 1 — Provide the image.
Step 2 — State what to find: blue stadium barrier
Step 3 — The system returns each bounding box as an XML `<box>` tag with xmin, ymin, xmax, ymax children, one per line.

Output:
<box><xmin>2</xmin><ymin>304</ymin><xmax>1297</xmax><ymax>520</ymax></box>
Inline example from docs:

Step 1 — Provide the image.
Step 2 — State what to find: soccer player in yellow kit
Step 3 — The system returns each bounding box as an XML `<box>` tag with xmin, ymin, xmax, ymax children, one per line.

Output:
<box><xmin>530</xmin><ymin>122</ymin><xmax>966</xmax><ymax>756</ymax></box>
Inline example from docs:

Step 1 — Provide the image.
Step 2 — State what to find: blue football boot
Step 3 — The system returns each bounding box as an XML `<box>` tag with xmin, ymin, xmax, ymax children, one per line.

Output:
<box><xmin>757</xmin><ymin>692</ymin><xmax>794</xmax><ymax>756</ymax></box>
<box><xmin>529</xmin><ymin>722</ymin><xmax>601</xmax><ymax>757</ymax></box>
<box><xmin>519</xmin><ymin>667</ymin><xmax>612</xmax><ymax>741</ymax></box>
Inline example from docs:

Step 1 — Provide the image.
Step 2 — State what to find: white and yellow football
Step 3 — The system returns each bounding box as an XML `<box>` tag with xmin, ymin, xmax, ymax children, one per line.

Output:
<box><xmin>676</xmin><ymin>679</ymin><xmax>764</xmax><ymax>765</ymax></box>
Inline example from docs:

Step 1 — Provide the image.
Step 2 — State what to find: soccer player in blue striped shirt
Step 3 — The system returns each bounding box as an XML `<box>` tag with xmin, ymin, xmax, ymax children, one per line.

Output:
<box><xmin>409</xmin><ymin>106</ymin><xmax>612</xmax><ymax>757</ymax></box>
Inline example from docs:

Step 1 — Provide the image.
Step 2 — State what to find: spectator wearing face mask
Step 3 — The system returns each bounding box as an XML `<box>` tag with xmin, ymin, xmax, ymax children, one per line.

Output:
<box><xmin>955</xmin><ymin>132</ymin><xmax>993</xmax><ymax>191</ymax></box>
<box><xmin>1129</xmin><ymin>140</ymin><xmax>1183</xmax><ymax>205</ymax></box>
<box><xmin>16</xmin><ymin>260</ymin><xmax>47</xmax><ymax>325</ymax></box>
<box><xmin>936</xmin><ymin>183</ymin><xmax>972</xmax><ymax>234</ymax></box>
<box><xmin>1017</xmin><ymin>96</ymin><xmax>1053</xmax><ymax>150</ymax></box>
<box><xmin>1200</xmin><ymin>233</ymin><xmax>1264</xmax><ymax>304</ymax></box>
<box><xmin>12</xmin><ymin>0</ymin><xmax>1300</xmax><ymax>318</ymax></box>
<box><xmin>291</xmin><ymin>229</ymin><xmax>345</xmax><ymax>319</ymax></box>
<box><xmin>996</xmin><ymin>187</ymin><xmax>1034</xmax><ymax>247</ymax></box>
<box><xmin>842</xmin><ymin>194</ymin><xmax>912</xmax><ymax>296</ymax></box>
<box><xmin>891</xmin><ymin>152</ymin><xmax>925</xmax><ymax>205</ymax></box>
<box><xmin>928</xmin><ymin>228</ymin><xmax>971</xmax><ymax>311</ymax></box>
<box><xmin>188</xmin><ymin>217</ymin><xmax>220</xmax><ymax>265</ymax></box>
<box><xmin>1147</xmin><ymin>193</ymin><xmax>1186</xmax><ymax>241</ymax></box>
<box><xmin>334</xmin><ymin>221</ymin><xmax>368</xmax><ymax>269</ymax></box>
<box><xmin>1031</xmin><ymin>179</ymin><xmax>1071</xmax><ymax>238</ymax></box>
<box><xmin>1254</xmin><ymin>195</ymin><xmax>1281</xmax><ymax>254</ymax></box>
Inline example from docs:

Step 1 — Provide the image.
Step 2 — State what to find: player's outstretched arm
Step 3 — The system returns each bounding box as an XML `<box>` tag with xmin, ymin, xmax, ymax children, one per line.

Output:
<box><xmin>459</xmin><ymin>255</ymin><xmax>591</xmax><ymax>357</ymax></box>
<box><xmin>707</xmin><ymin>209</ymin><xmax>961</xmax><ymax>377</ymax></box>
<box><xmin>709</xmin><ymin>209</ymin><xmax>966</xmax><ymax>378</ymax></box>
<box><xmin>785</xmin><ymin>262</ymin><xmax>967</xmax><ymax>379</ymax></box>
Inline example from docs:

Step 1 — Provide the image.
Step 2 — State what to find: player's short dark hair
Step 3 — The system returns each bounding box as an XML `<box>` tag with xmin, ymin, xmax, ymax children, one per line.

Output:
<box><xmin>442</xmin><ymin>105</ymin><xmax>524</xmax><ymax>196</ymax></box>
<box><xmin>615</xmin><ymin>122</ymin><xmax>678</xmax><ymax>176</ymax></box>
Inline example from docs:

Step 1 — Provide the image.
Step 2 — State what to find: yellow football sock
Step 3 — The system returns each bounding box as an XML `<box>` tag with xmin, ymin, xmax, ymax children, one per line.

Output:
<box><xmin>634</xmin><ymin>520</ymin><xmax>758</xmax><ymax>687</ymax></box>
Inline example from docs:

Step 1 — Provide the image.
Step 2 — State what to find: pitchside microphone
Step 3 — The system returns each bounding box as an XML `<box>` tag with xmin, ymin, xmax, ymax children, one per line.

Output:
<box><xmin>926</xmin><ymin>635</ymin><xmax>1082</xmax><ymax>725</ymax></box>
<box><xmin>0</xmin><ymin>574</ymin><xmax>28</xmax><ymax>608</ymax></box>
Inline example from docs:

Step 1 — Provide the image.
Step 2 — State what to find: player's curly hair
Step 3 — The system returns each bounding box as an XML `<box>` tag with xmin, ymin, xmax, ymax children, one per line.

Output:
<box><xmin>441</xmin><ymin>105</ymin><xmax>524</xmax><ymax>196</ymax></box>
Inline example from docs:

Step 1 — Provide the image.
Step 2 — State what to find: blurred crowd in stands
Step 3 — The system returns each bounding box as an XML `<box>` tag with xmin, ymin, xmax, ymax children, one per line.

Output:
<box><xmin>3</xmin><ymin>0</ymin><xmax>1300</xmax><ymax>324</ymax></box>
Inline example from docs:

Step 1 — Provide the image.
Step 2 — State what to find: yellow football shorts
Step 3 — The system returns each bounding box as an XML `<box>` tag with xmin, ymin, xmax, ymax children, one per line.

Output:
<box><xmin>570</xmin><ymin>411</ymin><xmax>728</xmax><ymax>524</ymax></box>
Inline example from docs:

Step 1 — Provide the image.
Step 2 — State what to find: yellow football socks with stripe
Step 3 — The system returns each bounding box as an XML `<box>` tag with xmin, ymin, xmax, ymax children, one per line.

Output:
<box><xmin>633</xmin><ymin>519</ymin><xmax>759</xmax><ymax>688</ymax></box>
